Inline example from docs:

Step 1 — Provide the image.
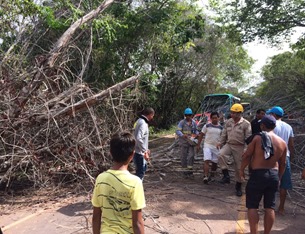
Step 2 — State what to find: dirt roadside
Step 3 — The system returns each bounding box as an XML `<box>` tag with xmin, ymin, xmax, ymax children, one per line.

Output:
<box><xmin>1</xmin><ymin>135</ymin><xmax>305</xmax><ymax>234</ymax></box>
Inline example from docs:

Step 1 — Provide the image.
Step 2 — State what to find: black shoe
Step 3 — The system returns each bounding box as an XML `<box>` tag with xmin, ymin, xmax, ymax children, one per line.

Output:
<box><xmin>235</xmin><ymin>182</ymin><xmax>242</xmax><ymax>196</ymax></box>
<box><xmin>236</xmin><ymin>189</ymin><xmax>242</xmax><ymax>197</ymax></box>
<box><xmin>183</xmin><ymin>171</ymin><xmax>194</xmax><ymax>179</ymax></box>
<box><xmin>187</xmin><ymin>171</ymin><xmax>193</xmax><ymax>175</ymax></box>
<box><xmin>219</xmin><ymin>176</ymin><xmax>230</xmax><ymax>184</ymax></box>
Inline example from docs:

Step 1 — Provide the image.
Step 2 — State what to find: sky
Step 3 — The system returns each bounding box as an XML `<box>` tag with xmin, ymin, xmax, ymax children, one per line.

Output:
<box><xmin>195</xmin><ymin>0</ymin><xmax>304</xmax><ymax>90</ymax></box>
<box><xmin>242</xmin><ymin>28</ymin><xmax>305</xmax><ymax>88</ymax></box>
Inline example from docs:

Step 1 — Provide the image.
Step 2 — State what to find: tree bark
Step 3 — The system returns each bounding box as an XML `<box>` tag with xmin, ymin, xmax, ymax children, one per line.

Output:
<box><xmin>12</xmin><ymin>0</ymin><xmax>115</xmax><ymax>118</ymax></box>
<box><xmin>36</xmin><ymin>75</ymin><xmax>138</xmax><ymax>122</ymax></box>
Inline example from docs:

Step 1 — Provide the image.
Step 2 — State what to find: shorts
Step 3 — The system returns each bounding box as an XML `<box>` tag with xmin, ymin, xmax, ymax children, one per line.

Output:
<box><xmin>280</xmin><ymin>157</ymin><xmax>292</xmax><ymax>190</ymax></box>
<box><xmin>203</xmin><ymin>147</ymin><xmax>219</xmax><ymax>163</ymax></box>
<box><xmin>246</xmin><ymin>169</ymin><xmax>279</xmax><ymax>209</ymax></box>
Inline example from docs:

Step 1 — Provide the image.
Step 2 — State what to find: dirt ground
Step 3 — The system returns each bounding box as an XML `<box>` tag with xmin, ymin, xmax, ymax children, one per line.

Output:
<box><xmin>1</xmin><ymin>135</ymin><xmax>305</xmax><ymax>234</ymax></box>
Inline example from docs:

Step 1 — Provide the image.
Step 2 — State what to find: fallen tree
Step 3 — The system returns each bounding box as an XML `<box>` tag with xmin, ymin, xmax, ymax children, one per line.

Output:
<box><xmin>0</xmin><ymin>0</ymin><xmax>140</xmax><ymax>189</ymax></box>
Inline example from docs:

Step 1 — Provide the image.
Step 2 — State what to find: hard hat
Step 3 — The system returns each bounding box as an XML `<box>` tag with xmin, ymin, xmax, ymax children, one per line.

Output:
<box><xmin>230</xmin><ymin>104</ymin><xmax>244</xmax><ymax>113</ymax></box>
<box><xmin>184</xmin><ymin>108</ymin><xmax>193</xmax><ymax>115</ymax></box>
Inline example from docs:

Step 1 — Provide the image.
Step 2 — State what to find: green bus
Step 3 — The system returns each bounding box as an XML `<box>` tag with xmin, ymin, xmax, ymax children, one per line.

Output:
<box><xmin>194</xmin><ymin>93</ymin><xmax>241</xmax><ymax>127</ymax></box>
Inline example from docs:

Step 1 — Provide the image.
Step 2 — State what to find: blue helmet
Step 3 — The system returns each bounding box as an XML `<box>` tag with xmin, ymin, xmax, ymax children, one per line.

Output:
<box><xmin>184</xmin><ymin>108</ymin><xmax>193</xmax><ymax>115</ymax></box>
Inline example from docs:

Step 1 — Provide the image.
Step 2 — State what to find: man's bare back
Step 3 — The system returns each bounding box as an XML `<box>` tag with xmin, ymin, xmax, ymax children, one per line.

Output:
<box><xmin>241</xmin><ymin>131</ymin><xmax>287</xmax><ymax>180</ymax></box>
<box><xmin>240</xmin><ymin>115</ymin><xmax>288</xmax><ymax>234</ymax></box>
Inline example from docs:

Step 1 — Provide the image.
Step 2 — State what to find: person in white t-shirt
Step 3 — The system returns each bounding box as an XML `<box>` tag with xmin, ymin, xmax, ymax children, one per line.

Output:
<box><xmin>267</xmin><ymin>106</ymin><xmax>294</xmax><ymax>215</ymax></box>
<box><xmin>197</xmin><ymin>112</ymin><xmax>223</xmax><ymax>184</ymax></box>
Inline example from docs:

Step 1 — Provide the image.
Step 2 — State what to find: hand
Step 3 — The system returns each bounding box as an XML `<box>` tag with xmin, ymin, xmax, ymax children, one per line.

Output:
<box><xmin>216</xmin><ymin>143</ymin><xmax>221</xmax><ymax>149</ymax></box>
<box><xmin>240</xmin><ymin>170</ymin><xmax>245</xmax><ymax>182</ymax></box>
<box><xmin>144</xmin><ymin>150</ymin><xmax>150</xmax><ymax>161</ymax></box>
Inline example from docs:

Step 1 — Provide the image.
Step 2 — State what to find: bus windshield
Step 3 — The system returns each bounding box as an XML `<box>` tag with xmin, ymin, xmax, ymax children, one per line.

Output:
<box><xmin>201</xmin><ymin>95</ymin><xmax>231</xmax><ymax>112</ymax></box>
<box><xmin>201</xmin><ymin>94</ymin><xmax>240</xmax><ymax>118</ymax></box>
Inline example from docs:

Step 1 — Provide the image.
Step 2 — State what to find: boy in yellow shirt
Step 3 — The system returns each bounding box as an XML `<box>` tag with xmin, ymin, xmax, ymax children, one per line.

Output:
<box><xmin>92</xmin><ymin>132</ymin><xmax>145</xmax><ymax>234</ymax></box>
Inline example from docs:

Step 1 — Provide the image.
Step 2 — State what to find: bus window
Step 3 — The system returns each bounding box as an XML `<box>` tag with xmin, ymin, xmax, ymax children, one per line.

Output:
<box><xmin>199</xmin><ymin>93</ymin><xmax>241</xmax><ymax>123</ymax></box>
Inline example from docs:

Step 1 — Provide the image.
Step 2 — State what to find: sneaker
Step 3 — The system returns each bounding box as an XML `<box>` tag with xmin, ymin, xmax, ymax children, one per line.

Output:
<box><xmin>203</xmin><ymin>176</ymin><xmax>209</xmax><ymax>184</ymax></box>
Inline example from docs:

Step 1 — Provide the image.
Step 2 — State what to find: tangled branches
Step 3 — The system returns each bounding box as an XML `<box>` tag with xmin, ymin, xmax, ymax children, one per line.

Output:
<box><xmin>0</xmin><ymin>63</ymin><xmax>139</xmax><ymax>189</ymax></box>
<box><xmin>0</xmin><ymin>0</ymin><xmax>143</xmax><ymax>189</ymax></box>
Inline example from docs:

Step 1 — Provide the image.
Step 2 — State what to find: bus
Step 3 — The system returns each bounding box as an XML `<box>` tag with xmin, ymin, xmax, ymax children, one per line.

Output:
<box><xmin>194</xmin><ymin>93</ymin><xmax>241</xmax><ymax>128</ymax></box>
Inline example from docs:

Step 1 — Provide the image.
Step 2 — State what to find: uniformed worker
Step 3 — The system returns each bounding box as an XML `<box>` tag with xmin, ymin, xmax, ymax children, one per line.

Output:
<box><xmin>176</xmin><ymin>108</ymin><xmax>199</xmax><ymax>178</ymax></box>
<box><xmin>217</xmin><ymin>103</ymin><xmax>252</xmax><ymax>196</ymax></box>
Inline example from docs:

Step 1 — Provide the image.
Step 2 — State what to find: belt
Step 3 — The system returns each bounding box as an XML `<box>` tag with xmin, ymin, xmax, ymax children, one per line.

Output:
<box><xmin>228</xmin><ymin>143</ymin><xmax>244</xmax><ymax>146</ymax></box>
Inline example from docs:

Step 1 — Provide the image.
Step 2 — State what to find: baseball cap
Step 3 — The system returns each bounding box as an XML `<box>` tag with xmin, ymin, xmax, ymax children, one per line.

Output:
<box><xmin>266</xmin><ymin>106</ymin><xmax>284</xmax><ymax>117</ymax></box>
<box><xmin>259</xmin><ymin>115</ymin><xmax>276</xmax><ymax>129</ymax></box>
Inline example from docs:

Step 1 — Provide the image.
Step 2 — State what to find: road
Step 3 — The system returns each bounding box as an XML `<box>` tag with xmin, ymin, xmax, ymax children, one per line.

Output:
<box><xmin>1</xmin><ymin>135</ymin><xmax>305</xmax><ymax>233</ymax></box>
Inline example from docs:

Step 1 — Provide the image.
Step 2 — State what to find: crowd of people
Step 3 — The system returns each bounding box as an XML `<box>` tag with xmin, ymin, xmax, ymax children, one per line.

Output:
<box><xmin>90</xmin><ymin>105</ymin><xmax>304</xmax><ymax>234</ymax></box>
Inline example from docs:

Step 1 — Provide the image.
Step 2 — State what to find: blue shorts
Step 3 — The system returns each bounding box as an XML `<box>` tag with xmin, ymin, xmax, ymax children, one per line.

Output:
<box><xmin>280</xmin><ymin>157</ymin><xmax>292</xmax><ymax>190</ymax></box>
<box><xmin>246</xmin><ymin>169</ymin><xmax>279</xmax><ymax>209</ymax></box>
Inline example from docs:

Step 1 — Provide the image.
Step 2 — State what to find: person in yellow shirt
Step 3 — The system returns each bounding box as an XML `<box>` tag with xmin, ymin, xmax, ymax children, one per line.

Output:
<box><xmin>92</xmin><ymin>131</ymin><xmax>145</xmax><ymax>234</ymax></box>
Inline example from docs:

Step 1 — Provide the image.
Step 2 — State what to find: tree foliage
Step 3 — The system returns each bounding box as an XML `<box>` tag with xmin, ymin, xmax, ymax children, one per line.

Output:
<box><xmin>0</xmin><ymin>0</ymin><xmax>254</xmax><ymax>187</ymax></box>
<box><xmin>256</xmin><ymin>50</ymin><xmax>305</xmax><ymax>114</ymax></box>
<box><xmin>211</xmin><ymin>0</ymin><xmax>305</xmax><ymax>45</ymax></box>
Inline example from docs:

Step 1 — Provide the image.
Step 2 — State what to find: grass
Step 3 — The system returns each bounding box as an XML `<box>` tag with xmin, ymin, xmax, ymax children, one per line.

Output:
<box><xmin>150</xmin><ymin>125</ymin><xmax>176</xmax><ymax>139</ymax></box>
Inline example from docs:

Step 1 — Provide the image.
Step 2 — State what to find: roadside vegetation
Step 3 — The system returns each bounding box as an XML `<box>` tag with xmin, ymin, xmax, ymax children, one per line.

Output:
<box><xmin>0</xmin><ymin>0</ymin><xmax>304</xmax><ymax>190</ymax></box>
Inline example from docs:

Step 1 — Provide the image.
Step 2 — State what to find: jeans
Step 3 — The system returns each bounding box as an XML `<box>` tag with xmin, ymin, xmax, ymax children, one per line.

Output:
<box><xmin>133</xmin><ymin>153</ymin><xmax>147</xmax><ymax>180</ymax></box>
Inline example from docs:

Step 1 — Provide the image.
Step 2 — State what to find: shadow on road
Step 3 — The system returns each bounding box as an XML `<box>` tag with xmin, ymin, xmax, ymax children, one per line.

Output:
<box><xmin>57</xmin><ymin>201</ymin><xmax>91</xmax><ymax>216</ymax></box>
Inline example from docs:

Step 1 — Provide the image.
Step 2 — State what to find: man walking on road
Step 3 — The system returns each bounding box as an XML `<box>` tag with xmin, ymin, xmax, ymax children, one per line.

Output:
<box><xmin>240</xmin><ymin>115</ymin><xmax>287</xmax><ymax>234</ymax></box>
<box><xmin>197</xmin><ymin>111</ymin><xmax>223</xmax><ymax>184</ymax></box>
<box><xmin>267</xmin><ymin>106</ymin><xmax>294</xmax><ymax>215</ymax></box>
<box><xmin>217</xmin><ymin>103</ymin><xmax>252</xmax><ymax>196</ymax></box>
<box><xmin>134</xmin><ymin>107</ymin><xmax>155</xmax><ymax>180</ymax></box>
<box><xmin>176</xmin><ymin>108</ymin><xmax>199</xmax><ymax>178</ymax></box>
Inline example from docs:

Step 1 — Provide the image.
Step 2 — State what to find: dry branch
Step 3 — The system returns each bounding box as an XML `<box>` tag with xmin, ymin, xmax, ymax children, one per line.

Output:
<box><xmin>48</xmin><ymin>0</ymin><xmax>115</xmax><ymax>67</ymax></box>
<box><xmin>0</xmin><ymin>0</ymin><xmax>143</xmax><ymax>189</ymax></box>
<box><xmin>11</xmin><ymin>0</ymin><xmax>115</xmax><ymax>119</ymax></box>
<box><xmin>33</xmin><ymin>75</ymin><xmax>139</xmax><ymax>122</ymax></box>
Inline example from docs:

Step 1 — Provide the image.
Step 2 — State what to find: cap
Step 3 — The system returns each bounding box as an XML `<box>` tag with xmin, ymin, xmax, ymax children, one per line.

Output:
<box><xmin>266</xmin><ymin>106</ymin><xmax>284</xmax><ymax>117</ymax></box>
<box><xmin>259</xmin><ymin>115</ymin><xmax>276</xmax><ymax>129</ymax></box>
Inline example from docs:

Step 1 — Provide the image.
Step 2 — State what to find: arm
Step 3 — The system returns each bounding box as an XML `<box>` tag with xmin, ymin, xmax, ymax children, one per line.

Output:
<box><xmin>244</xmin><ymin>122</ymin><xmax>252</xmax><ymax>141</ymax></box>
<box><xmin>288</xmin><ymin>137</ymin><xmax>294</xmax><ymax>162</ymax></box>
<box><xmin>132</xmin><ymin>209</ymin><xmax>145</xmax><ymax>234</ymax></box>
<box><xmin>134</xmin><ymin>121</ymin><xmax>147</xmax><ymax>154</ymax></box>
<box><xmin>196</xmin><ymin>124</ymin><xmax>207</xmax><ymax>151</ymax></box>
<box><xmin>219</xmin><ymin>123</ymin><xmax>228</xmax><ymax>147</ymax></box>
<box><xmin>92</xmin><ymin>206</ymin><xmax>102</xmax><ymax>234</ymax></box>
<box><xmin>240</xmin><ymin>137</ymin><xmax>256</xmax><ymax>180</ymax></box>
<box><xmin>196</xmin><ymin>132</ymin><xmax>204</xmax><ymax>152</ymax></box>
<box><xmin>278</xmin><ymin>147</ymin><xmax>287</xmax><ymax>180</ymax></box>
<box><xmin>176</xmin><ymin>120</ymin><xmax>184</xmax><ymax>137</ymax></box>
